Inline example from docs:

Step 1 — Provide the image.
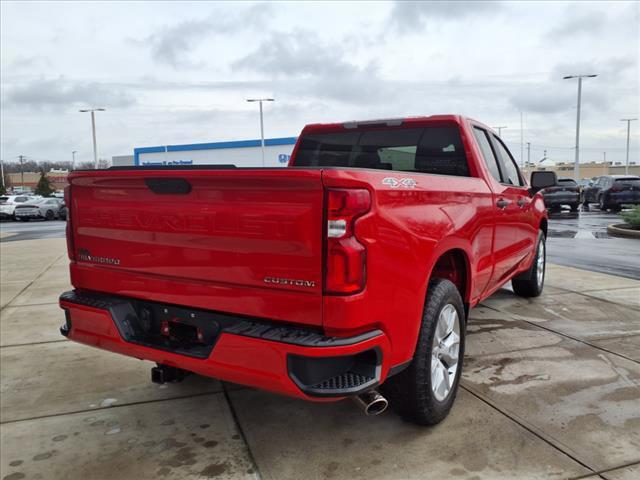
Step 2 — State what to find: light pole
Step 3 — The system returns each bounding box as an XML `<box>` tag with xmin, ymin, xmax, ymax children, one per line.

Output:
<box><xmin>563</xmin><ymin>74</ymin><xmax>597</xmax><ymax>180</ymax></box>
<box><xmin>246</xmin><ymin>98</ymin><xmax>274</xmax><ymax>167</ymax></box>
<box><xmin>493</xmin><ymin>126</ymin><xmax>507</xmax><ymax>137</ymax></box>
<box><xmin>72</xmin><ymin>150</ymin><xmax>77</xmax><ymax>170</ymax></box>
<box><xmin>526</xmin><ymin>142</ymin><xmax>531</xmax><ymax>169</ymax></box>
<box><xmin>620</xmin><ymin>118</ymin><xmax>637</xmax><ymax>175</ymax></box>
<box><xmin>79</xmin><ymin>108</ymin><xmax>105</xmax><ymax>169</ymax></box>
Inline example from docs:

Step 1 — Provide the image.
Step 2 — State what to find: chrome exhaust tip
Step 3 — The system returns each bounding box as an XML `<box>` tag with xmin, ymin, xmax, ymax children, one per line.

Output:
<box><xmin>352</xmin><ymin>390</ymin><xmax>388</xmax><ymax>416</ymax></box>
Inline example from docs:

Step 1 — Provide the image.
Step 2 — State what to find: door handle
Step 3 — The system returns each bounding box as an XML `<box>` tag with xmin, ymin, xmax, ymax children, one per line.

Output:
<box><xmin>496</xmin><ymin>198</ymin><xmax>510</xmax><ymax>209</ymax></box>
<box><xmin>517</xmin><ymin>197</ymin><xmax>527</xmax><ymax>207</ymax></box>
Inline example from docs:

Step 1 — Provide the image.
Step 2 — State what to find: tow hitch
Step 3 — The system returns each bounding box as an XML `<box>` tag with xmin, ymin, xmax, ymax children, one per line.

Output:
<box><xmin>151</xmin><ymin>364</ymin><xmax>191</xmax><ymax>384</ymax></box>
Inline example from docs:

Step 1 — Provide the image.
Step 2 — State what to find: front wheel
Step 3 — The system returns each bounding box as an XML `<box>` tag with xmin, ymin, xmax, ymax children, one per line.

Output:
<box><xmin>382</xmin><ymin>278</ymin><xmax>465</xmax><ymax>426</ymax></box>
<box><xmin>512</xmin><ymin>231</ymin><xmax>546</xmax><ymax>298</ymax></box>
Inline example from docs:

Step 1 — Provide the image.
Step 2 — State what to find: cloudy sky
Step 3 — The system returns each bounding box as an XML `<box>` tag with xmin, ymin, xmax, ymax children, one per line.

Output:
<box><xmin>1</xmin><ymin>0</ymin><xmax>638</xmax><ymax>166</ymax></box>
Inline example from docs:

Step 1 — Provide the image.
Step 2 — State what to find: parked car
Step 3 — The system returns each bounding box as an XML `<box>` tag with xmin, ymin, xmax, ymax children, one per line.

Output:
<box><xmin>582</xmin><ymin>175</ymin><xmax>640</xmax><ymax>211</ymax></box>
<box><xmin>14</xmin><ymin>197</ymin><xmax>64</xmax><ymax>221</ymax></box>
<box><xmin>59</xmin><ymin>115</ymin><xmax>555</xmax><ymax>426</ymax></box>
<box><xmin>58</xmin><ymin>200</ymin><xmax>67</xmax><ymax>220</ymax></box>
<box><xmin>541</xmin><ymin>177</ymin><xmax>581</xmax><ymax>212</ymax></box>
<box><xmin>0</xmin><ymin>195</ymin><xmax>34</xmax><ymax>220</ymax></box>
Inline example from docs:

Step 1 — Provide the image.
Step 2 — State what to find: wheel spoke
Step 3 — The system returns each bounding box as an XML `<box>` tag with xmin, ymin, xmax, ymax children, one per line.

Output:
<box><xmin>440</xmin><ymin>332</ymin><xmax>460</xmax><ymax>367</ymax></box>
<box><xmin>432</xmin><ymin>360</ymin><xmax>446</xmax><ymax>397</ymax></box>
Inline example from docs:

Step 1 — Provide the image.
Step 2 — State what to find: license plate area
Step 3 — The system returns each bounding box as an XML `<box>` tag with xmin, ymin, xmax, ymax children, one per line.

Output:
<box><xmin>110</xmin><ymin>300</ymin><xmax>222</xmax><ymax>358</ymax></box>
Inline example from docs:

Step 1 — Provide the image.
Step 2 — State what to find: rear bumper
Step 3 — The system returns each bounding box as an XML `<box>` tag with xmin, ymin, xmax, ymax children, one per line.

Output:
<box><xmin>14</xmin><ymin>210</ymin><xmax>43</xmax><ymax>219</ymax></box>
<box><xmin>543</xmin><ymin>193</ymin><xmax>580</xmax><ymax>206</ymax></box>
<box><xmin>59</xmin><ymin>290</ymin><xmax>392</xmax><ymax>401</ymax></box>
<box><xmin>607</xmin><ymin>192</ymin><xmax>640</xmax><ymax>205</ymax></box>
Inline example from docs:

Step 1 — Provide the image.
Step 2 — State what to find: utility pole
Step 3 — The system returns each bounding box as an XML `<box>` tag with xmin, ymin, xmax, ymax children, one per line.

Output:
<box><xmin>526</xmin><ymin>142</ymin><xmax>531</xmax><ymax>169</ymax></box>
<box><xmin>603</xmin><ymin>152</ymin><xmax>607</xmax><ymax>175</ymax></box>
<box><xmin>79</xmin><ymin>108</ymin><xmax>105</xmax><ymax>169</ymax></box>
<box><xmin>246</xmin><ymin>98</ymin><xmax>275</xmax><ymax>167</ymax></box>
<box><xmin>520</xmin><ymin>112</ymin><xmax>524</xmax><ymax>168</ymax></box>
<box><xmin>18</xmin><ymin>155</ymin><xmax>25</xmax><ymax>191</ymax></box>
<box><xmin>493</xmin><ymin>126</ymin><xmax>507</xmax><ymax>137</ymax></box>
<box><xmin>563</xmin><ymin>74</ymin><xmax>597</xmax><ymax>180</ymax></box>
<box><xmin>72</xmin><ymin>151</ymin><xmax>77</xmax><ymax>170</ymax></box>
<box><xmin>0</xmin><ymin>158</ymin><xmax>5</xmax><ymax>190</ymax></box>
<box><xmin>620</xmin><ymin>118</ymin><xmax>637</xmax><ymax>175</ymax></box>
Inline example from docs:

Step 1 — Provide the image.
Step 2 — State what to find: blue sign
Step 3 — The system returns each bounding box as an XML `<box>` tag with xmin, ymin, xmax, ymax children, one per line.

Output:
<box><xmin>278</xmin><ymin>154</ymin><xmax>291</xmax><ymax>164</ymax></box>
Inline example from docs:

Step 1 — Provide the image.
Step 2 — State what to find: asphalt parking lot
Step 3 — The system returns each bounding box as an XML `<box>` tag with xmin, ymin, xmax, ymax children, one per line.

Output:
<box><xmin>0</xmin><ymin>235</ymin><xmax>638</xmax><ymax>480</ymax></box>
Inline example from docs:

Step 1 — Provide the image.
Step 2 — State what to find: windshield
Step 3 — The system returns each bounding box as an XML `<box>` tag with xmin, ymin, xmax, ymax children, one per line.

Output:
<box><xmin>294</xmin><ymin>126</ymin><xmax>469</xmax><ymax>177</ymax></box>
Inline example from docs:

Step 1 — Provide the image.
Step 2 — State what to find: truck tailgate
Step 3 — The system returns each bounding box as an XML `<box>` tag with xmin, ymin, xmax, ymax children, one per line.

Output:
<box><xmin>68</xmin><ymin>169</ymin><xmax>324</xmax><ymax>326</ymax></box>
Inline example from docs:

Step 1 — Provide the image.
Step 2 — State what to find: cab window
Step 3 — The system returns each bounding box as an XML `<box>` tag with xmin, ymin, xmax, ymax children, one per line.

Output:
<box><xmin>491</xmin><ymin>135</ymin><xmax>524</xmax><ymax>187</ymax></box>
<box><xmin>472</xmin><ymin>127</ymin><xmax>502</xmax><ymax>182</ymax></box>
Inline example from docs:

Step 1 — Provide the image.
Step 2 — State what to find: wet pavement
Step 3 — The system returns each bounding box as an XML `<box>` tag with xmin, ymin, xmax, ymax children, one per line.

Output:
<box><xmin>1</xmin><ymin>238</ymin><xmax>639</xmax><ymax>480</ymax></box>
<box><xmin>546</xmin><ymin>209</ymin><xmax>640</xmax><ymax>280</ymax></box>
<box><xmin>0</xmin><ymin>220</ymin><xmax>66</xmax><ymax>242</ymax></box>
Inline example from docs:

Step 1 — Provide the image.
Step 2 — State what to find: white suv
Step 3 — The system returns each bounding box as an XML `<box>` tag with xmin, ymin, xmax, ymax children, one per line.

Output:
<box><xmin>0</xmin><ymin>195</ymin><xmax>33</xmax><ymax>220</ymax></box>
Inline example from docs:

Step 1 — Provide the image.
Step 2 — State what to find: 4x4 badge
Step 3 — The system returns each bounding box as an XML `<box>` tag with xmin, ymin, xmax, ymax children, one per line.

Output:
<box><xmin>382</xmin><ymin>177</ymin><xmax>417</xmax><ymax>189</ymax></box>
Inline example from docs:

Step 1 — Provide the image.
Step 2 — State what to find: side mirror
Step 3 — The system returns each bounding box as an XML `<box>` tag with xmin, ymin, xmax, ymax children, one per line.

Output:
<box><xmin>529</xmin><ymin>171</ymin><xmax>557</xmax><ymax>195</ymax></box>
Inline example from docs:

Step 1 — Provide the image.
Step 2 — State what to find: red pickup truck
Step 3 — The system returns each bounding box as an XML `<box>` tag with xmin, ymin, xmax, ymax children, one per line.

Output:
<box><xmin>59</xmin><ymin>115</ymin><xmax>555</xmax><ymax>425</ymax></box>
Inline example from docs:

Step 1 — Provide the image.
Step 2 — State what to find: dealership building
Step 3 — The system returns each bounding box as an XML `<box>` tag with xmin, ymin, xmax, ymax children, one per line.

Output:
<box><xmin>118</xmin><ymin>136</ymin><xmax>298</xmax><ymax>168</ymax></box>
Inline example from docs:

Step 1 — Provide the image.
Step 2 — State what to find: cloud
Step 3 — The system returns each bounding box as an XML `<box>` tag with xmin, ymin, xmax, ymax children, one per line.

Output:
<box><xmin>388</xmin><ymin>0</ymin><xmax>501</xmax><ymax>32</ymax></box>
<box><xmin>232</xmin><ymin>31</ymin><xmax>388</xmax><ymax>103</ymax></box>
<box><xmin>143</xmin><ymin>3</ymin><xmax>272</xmax><ymax>68</ymax></box>
<box><xmin>4</xmin><ymin>77</ymin><xmax>136</xmax><ymax>109</ymax></box>
<box><xmin>547</xmin><ymin>9</ymin><xmax>605</xmax><ymax>39</ymax></box>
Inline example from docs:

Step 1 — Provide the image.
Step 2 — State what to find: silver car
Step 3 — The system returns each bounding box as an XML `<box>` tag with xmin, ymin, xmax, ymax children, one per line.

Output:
<box><xmin>14</xmin><ymin>198</ymin><xmax>64</xmax><ymax>221</ymax></box>
<box><xmin>0</xmin><ymin>195</ymin><xmax>34</xmax><ymax>220</ymax></box>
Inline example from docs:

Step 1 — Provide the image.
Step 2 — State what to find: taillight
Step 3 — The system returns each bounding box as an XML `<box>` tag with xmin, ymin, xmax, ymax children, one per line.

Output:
<box><xmin>325</xmin><ymin>188</ymin><xmax>371</xmax><ymax>295</ymax></box>
<box><xmin>64</xmin><ymin>185</ymin><xmax>75</xmax><ymax>261</ymax></box>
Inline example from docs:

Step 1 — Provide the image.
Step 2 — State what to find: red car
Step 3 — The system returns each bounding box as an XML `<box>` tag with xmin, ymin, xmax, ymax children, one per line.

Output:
<box><xmin>59</xmin><ymin>115</ymin><xmax>555</xmax><ymax>425</ymax></box>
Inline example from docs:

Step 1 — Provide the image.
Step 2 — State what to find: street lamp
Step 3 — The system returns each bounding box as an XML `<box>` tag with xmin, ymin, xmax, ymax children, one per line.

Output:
<box><xmin>620</xmin><ymin>118</ymin><xmax>637</xmax><ymax>175</ymax></box>
<box><xmin>71</xmin><ymin>150</ymin><xmax>77</xmax><ymax>170</ymax></box>
<box><xmin>246</xmin><ymin>98</ymin><xmax>274</xmax><ymax>167</ymax></box>
<box><xmin>79</xmin><ymin>108</ymin><xmax>105</xmax><ymax>169</ymax></box>
<box><xmin>492</xmin><ymin>126</ymin><xmax>507</xmax><ymax>137</ymax></box>
<box><xmin>563</xmin><ymin>74</ymin><xmax>597</xmax><ymax>180</ymax></box>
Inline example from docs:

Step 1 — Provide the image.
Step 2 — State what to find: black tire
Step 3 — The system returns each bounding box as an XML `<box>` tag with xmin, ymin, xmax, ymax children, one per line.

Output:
<box><xmin>598</xmin><ymin>195</ymin><xmax>608</xmax><ymax>212</ymax></box>
<box><xmin>512</xmin><ymin>231</ymin><xmax>546</xmax><ymax>298</ymax></box>
<box><xmin>570</xmin><ymin>203</ymin><xmax>579</xmax><ymax>212</ymax></box>
<box><xmin>382</xmin><ymin>278</ymin><xmax>465</xmax><ymax>426</ymax></box>
<box><xmin>45</xmin><ymin>210</ymin><xmax>54</xmax><ymax>220</ymax></box>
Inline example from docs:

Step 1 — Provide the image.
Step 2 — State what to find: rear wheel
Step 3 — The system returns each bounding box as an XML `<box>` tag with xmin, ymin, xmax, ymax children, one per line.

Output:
<box><xmin>383</xmin><ymin>278</ymin><xmax>465</xmax><ymax>426</ymax></box>
<box><xmin>512</xmin><ymin>231</ymin><xmax>545</xmax><ymax>298</ymax></box>
<box><xmin>45</xmin><ymin>210</ymin><xmax>54</xmax><ymax>220</ymax></box>
<box><xmin>570</xmin><ymin>203</ymin><xmax>579</xmax><ymax>212</ymax></box>
<box><xmin>598</xmin><ymin>195</ymin><xmax>608</xmax><ymax>212</ymax></box>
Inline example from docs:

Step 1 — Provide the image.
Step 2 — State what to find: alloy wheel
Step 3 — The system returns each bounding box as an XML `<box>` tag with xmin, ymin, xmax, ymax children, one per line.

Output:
<box><xmin>430</xmin><ymin>304</ymin><xmax>460</xmax><ymax>402</ymax></box>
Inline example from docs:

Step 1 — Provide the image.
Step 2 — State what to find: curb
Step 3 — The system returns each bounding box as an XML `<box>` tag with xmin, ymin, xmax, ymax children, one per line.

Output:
<box><xmin>607</xmin><ymin>223</ymin><xmax>640</xmax><ymax>239</ymax></box>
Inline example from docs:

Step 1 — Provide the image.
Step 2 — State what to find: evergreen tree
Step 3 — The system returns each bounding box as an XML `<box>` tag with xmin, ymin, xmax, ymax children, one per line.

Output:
<box><xmin>35</xmin><ymin>170</ymin><xmax>55</xmax><ymax>197</ymax></box>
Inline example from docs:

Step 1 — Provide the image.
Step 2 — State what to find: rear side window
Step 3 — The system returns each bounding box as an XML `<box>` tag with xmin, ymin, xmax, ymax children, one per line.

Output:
<box><xmin>491</xmin><ymin>135</ymin><xmax>523</xmax><ymax>187</ymax></box>
<box><xmin>472</xmin><ymin>127</ymin><xmax>502</xmax><ymax>182</ymax></box>
<box><xmin>295</xmin><ymin>126</ymin><xmax>469</xmax><ymax>177</ymax></box>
